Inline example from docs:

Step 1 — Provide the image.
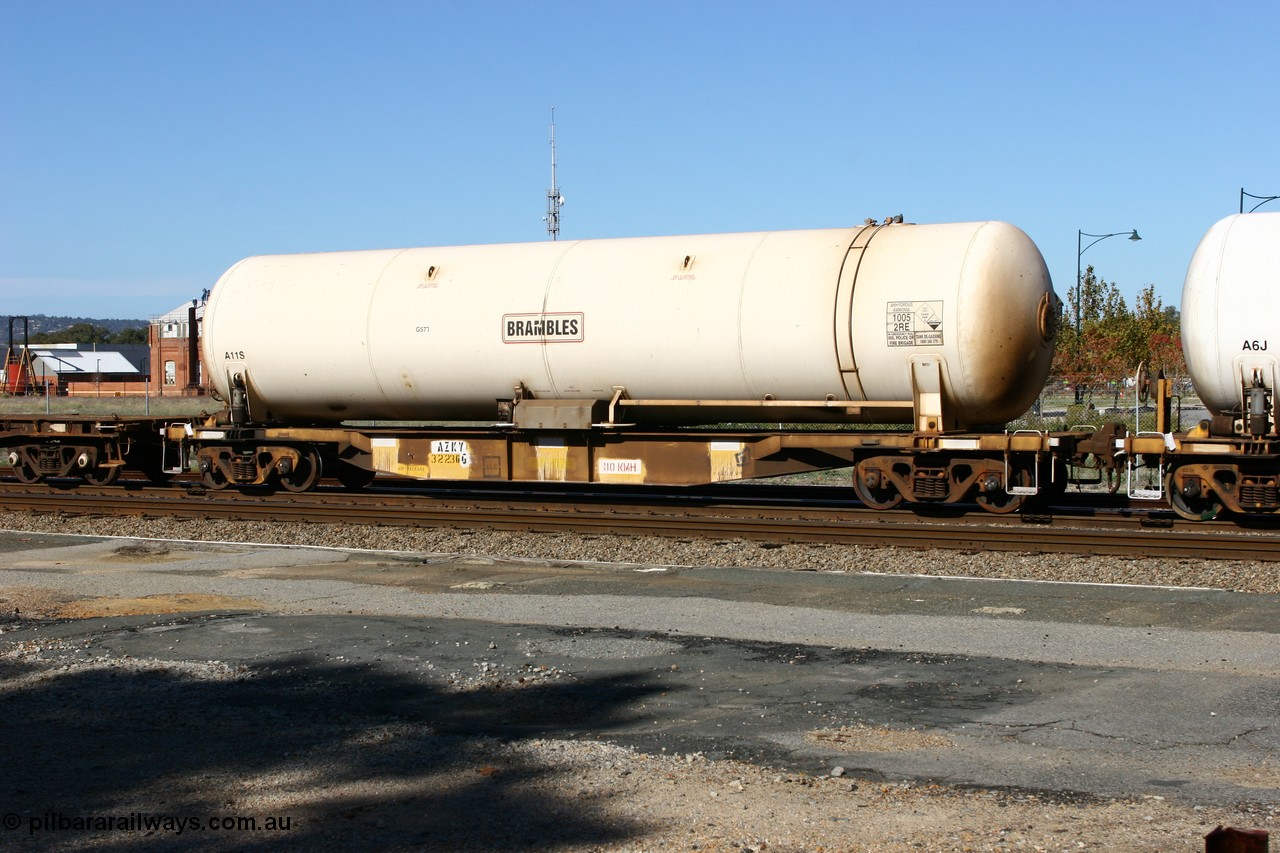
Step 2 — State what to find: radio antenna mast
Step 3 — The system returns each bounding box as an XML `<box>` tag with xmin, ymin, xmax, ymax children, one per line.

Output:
<box><xmin>545</xmin><ymin>108</ymin><xmax>563</xmax><ymax>240</ymax></box>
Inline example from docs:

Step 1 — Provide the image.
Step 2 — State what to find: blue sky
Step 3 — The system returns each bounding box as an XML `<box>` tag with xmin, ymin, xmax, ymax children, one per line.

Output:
<box><xmin>2</xmin><ymin>1</ymin><xmax>1276</xmax><ymax>321</ymax></box>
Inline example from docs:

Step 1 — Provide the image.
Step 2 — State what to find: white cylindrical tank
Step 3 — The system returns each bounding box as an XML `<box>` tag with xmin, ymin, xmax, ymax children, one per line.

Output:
<box><xmin>1181</xmin><ymin>212</ymin><xmax>1280</xmax><ymax>415</ymax></box>
<box><xmin>202</xmin><ymin>221</ymin><xmax>1057</xmax><ymax>428</ymax></box>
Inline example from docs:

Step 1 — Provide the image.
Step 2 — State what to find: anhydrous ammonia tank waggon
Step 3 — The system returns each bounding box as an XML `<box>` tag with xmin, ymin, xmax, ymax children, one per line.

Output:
<box><xmin>1159</xmin><ymin>212</ymin><xmax>1280</xmax><ymax>521</ymax></box>
<box><xmin>1182</xmin><ymin>212</ymin><xmax>1280</xmax><ymax>434</ymax></box>
<box><xmin>202</xmin><ymin>220</ymin><xmax>1057</xmax><ymax>430</ymax></box>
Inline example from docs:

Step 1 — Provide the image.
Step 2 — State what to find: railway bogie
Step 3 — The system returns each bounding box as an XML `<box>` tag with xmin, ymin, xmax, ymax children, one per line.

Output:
<box><xmin>1</xmin><ymin>417</ymin><xmax>175</xmax><ymax>486</ymax></box>
<box><xmin>1162</xmin><ymin>443</ymin><xmax>1279</xmax><ymax>521</ymax></box>
<box><xmin>849</xmin><ymin>440</ymin><xmax>1062</xmax><ymax>514</ymax></box>
<box><xmin>195</xmin><ymin>444</ymin><xmax>313</xmax><ymax>491</ymax></box>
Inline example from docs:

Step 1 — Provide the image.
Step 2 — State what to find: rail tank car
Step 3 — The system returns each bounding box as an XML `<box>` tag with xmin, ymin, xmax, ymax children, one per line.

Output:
<box><xmin>202</xmin><ymin>220</ymin><xmax>1057</xmax><ymax>430</ymax></box>
<box><xmin>1182</xmin><ymin>212</ymin><xmax>1280</xmax><ymax>430</ymax></box>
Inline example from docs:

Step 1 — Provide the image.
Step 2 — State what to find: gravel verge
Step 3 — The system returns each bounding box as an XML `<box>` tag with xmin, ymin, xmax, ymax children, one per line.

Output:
<box><xmin>1</xmin><ymin>511</ymin><xmax>1278</xmax><ymax>595</ymax></box>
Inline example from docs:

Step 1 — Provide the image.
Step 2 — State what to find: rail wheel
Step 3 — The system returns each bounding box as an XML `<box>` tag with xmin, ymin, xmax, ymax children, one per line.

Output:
<box><xmin>975</xmin><ymin>463</ymin><xmax>1033</xmax><ymax>515</ymax></box>
<box><xmin>333</xmin><ymin>461</ymin><xmax>377</xmax><ymax>490</ymax></box>
<box><xmin>82</xmin><ymin>465</ymin><xmax>122</xmax><ymax>486</ymax></box>
<box><xmin>8</xmin><ymin>451</ymin><xmax>41</xmax><ymax>484</ymax></box>
<box><xmin>279</xmin><ymin>449</ymin><xmax>322</xmax><ymax>493</ymax></box>
<box><xmin>853</xmin><ymin>459</ymin><xmax>903</xmax><ymax>510</ymax></box>
<box><xmin>200</xmin><ymin>462</ymin><xmax>230</xmax><ymax>490</ymax></box>
<box><xmin>1166</xmin><ymin>471</ymin><xmax>1223</xmax><ymax>522</ymax></box>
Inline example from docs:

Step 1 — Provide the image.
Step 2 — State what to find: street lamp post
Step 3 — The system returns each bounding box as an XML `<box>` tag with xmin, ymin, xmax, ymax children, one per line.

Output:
<box><xmin>1240</xmin><ymin>188</ymin><xmax>1279</xmax><ymax>214</ymax></box>
<box><xmin>1074</xmin><ymin>228</ymin><xmax>1141</xmax><ymax>403</ymax></box>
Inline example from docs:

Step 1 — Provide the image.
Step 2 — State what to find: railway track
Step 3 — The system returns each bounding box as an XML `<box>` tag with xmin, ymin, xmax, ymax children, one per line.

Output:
<box><xmin>3</xmin><ymin>477</ymin><xmax>1278</xmax><ymax>562</ymax></box>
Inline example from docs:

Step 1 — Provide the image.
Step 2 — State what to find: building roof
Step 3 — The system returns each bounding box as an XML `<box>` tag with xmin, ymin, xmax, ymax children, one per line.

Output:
<box><xmin>30</xmin><ymin>348</ymin><xmax>141</xmax><ymax>376</ymax></box>
<box><xmin>153</xmin><ymin>298</ymin><xmax>206</xmax><ymax>325</ymax></box>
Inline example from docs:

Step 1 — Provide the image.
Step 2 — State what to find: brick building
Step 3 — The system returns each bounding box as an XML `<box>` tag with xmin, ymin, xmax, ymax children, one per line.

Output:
<box><xmin>148</xmin><ymin>299</ymin><xmax>206</xmax><ymax>396</ymax></box>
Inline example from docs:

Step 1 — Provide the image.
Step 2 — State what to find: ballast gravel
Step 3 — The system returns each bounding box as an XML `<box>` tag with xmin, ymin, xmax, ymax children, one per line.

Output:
<box><xmin>1</xmin><ymin>510</ymin><xmax>1277</xmax><ymax>594</ymax></box>
<box><xmin>0</xmin><ymin>510</ymin><xmax>1276</xmax><ymax>851</ymax></box>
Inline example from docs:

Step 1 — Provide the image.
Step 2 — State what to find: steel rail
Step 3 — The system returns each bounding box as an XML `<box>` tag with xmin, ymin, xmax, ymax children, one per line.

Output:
<box><xmin>2</xmin><ymin>482</ymin><xmax>1278</xmax><ymax>562</ymax></box>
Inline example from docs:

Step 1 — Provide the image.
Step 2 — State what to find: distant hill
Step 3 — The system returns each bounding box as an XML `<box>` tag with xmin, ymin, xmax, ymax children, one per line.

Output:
<box><xmin>2</xmin><ymin>314</ymin><xmax>147</xmax><ymax>338</ymax></box>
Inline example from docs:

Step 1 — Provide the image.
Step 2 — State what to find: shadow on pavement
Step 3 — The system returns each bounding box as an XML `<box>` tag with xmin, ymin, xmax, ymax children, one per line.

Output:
<box><xmin>3</xmin><ymin>645</ymin><xmax>668</xmax><ymax>851</ymax></box>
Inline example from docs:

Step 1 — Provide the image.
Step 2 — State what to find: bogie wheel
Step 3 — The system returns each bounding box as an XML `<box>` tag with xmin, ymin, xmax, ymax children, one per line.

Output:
<box><xmin>279</xmin><ymin>449</ymin><xmax>322</xmax><ymax>493</ymax></box>
<box><xmin>201</xmin><ymin>462</ymin><xmax>230</xmax><ymax>490</ymax></box>
<box><xmin>9</xmin><ymin>453</ymin><xmax>41</xmax><ymax>484</ymax></box>
<box><xmin>1166</xmin><ymin>471</ymin><xmax>1223</xmax><ymax>522</ymax></box>
<box><xmin>853</xmin><ymin>459</ymin><xmax>904</xmax><ymax>510</ymax></box>
<box><xmin>333</xmin><ymin>461</ymin><xmax>377</xmax><ymax>490</ymax></box>
<box><xmin>82</xmin><ymin>465</ymin><xmax>122</xmax><ymax>486</ymax></box>
<box><xmin>975</xmin><ymin>464</ymin><xmax>1033</xmax><ymax>515</ymax></box>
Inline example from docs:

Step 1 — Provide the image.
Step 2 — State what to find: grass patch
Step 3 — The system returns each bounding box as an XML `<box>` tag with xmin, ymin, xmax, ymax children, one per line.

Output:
<box><xmin>0</xmin><ymin>395</ymin><xmax>214</xmax><ymax>418</ymax></box>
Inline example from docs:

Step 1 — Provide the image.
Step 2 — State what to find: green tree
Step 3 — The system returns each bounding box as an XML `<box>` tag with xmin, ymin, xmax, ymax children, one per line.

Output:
<box><xmin>1050</xmin><ymin>268</ymin><xmax>1186</xmax><ymax>401</ymax></box>
<box><xmin>111</xmin><ymin>327</ymin><xmax>148</xmax><ymax>345</ymax></box>
<box><xmin>1133</xmin><ymin>285</ymin><xmax>1186</xmax><ymax>384</ymax></box>
<box><xmin>29</xmin><ymin>323</ymin><xmax>112</xmax><ymax>345</ymax></box>
<box><xmin>26</xmin><ymin>323</ymin><xmax>151</xmax><ymax>347</ymax></box>
<box><xmin>1053</xmin><ymin>265</ymin><xmax>1131</xmax><ymax>390</ymax></box>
